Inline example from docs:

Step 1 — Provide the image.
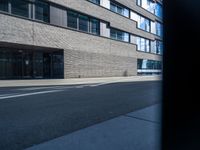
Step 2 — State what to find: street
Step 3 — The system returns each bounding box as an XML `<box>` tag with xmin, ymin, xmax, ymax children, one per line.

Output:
<box><xmin>0</xmin><ymin>81</ymin><xmax>162</xmax><ymax>150</ymax></box>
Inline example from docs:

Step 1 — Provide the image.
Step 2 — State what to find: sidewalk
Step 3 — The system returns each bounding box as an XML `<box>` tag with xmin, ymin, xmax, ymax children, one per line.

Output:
<box><xmin>0</xmin><ymin>75</ymin><xmax>162</xmax><ymax>87</ymax></box>
<box><xmin>26</xmin><ymin>104</ymin><xmax>162</xmax><ymax>150</ymax></box>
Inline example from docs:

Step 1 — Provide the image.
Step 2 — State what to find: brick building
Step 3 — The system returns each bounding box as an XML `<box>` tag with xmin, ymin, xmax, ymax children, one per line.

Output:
<box><xmin>0</xmin><ymin>0</ymin><xmax>163</xmax><ymax>79</ymax></box>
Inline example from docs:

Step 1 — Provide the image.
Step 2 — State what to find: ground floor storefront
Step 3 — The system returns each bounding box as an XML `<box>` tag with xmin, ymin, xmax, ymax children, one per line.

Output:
<box><xmin>0</xmin><ymin>47</ymin><xmax>64</xmax><ymax>79</ymax></box>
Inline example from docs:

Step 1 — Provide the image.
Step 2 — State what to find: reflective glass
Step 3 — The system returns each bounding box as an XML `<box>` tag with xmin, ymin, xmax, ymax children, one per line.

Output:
<box><xmin>79</xmin><ymin>14</ymin><xmax>89</xmax><ymax>32</ymax></box>
<box><xmin>67</xmin><ymin>10</ymin><xmax>78</xmax><ymax>29</ymax></box>
<box><xmin>90</xmin><ymin>18</ymin><xmax>100</xmax><ymax>35</ymax></box>
<box><xmin>11</xmin><ymin>0</ymin><xmax>29</xmax><ymax>18</ymax></box>
<box><xmin>35</xmin><ymin>0</ymin><xmax>49</xmax><ymax>22</ymax></box>
<box><xmin>0</xmin><ymin>0</ymin><xmax>8</xmax><ymax>12</ymax></box>
<box><xmin>88</xmin><ymin>0</ymin><xmax>100</xmax><ymax>5</ymax></box>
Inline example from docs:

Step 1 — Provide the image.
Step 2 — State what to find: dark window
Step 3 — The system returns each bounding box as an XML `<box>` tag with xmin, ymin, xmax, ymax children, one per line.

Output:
<box><xmin>11</xmin><ymin>0</ymin><xmax>29</xmax><ymax>18</ymax></box>
<box><xmin>90</xmin><ymin>18</ymin><xmax>100</xmax><ymax>35</ymax></box>
<box><xmin>35</xmin><ymin>0</ymin><xmax>49</xmax><ymax>22</ymax></box>
<box><xmin>88</xmin><ymin>0</ymin><xmax>100</xmax><ymax>5</ymax></box>
<box><xmin>79</xmin><ymin>14</ymin><xmax>89</xmax><ymax>32</ymax></box>
<box><xmin>0</xmin><ymin>0</ymin><xmax>8</xmax><ymax>12</ymax></box>
<box><xmin>110</xmin><ymin>28</ymin><xmax>129</xmax><ymax>42</ymax></box>
<box><xmin>110</xmin><ymin>2</ymin><xmax>129</xmax><ymax>17</ymax></box>
<box><xmin>0</xmin><ymin>48</ymin><xmax>64</xmax><ymax>79</ymax></box>
<box><xmin>67</xmin><ymin>10</ymin><xmax>78</xmax><ymax>29</ymax></box>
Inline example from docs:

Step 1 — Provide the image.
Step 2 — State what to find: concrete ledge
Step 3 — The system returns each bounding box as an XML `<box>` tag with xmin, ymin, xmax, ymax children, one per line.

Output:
<box><xmin>0</xmin><ymin>75</ymin><xmax>162</xmax><ymax>88</ymax></box>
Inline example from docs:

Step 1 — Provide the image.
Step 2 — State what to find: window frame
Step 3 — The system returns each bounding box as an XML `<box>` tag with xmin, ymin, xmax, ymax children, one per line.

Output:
<box><xmin>34</xmin><ymin>0</ymin><xmax>50</xmax><ymax>23</ymax></box>
<box><xmin>0</xmin><ymin>0</ymin><xmax>9</xmax><ymax>12</ymax></box>
<box><xmin>10</xmin><ymin>0</ymin><xmax>30</xmax><ymax>18</ymax></box>
<box><xmin>110</xmin><ymin>1</ymin><xmax>130</xmax><ymax>18</ymax></box>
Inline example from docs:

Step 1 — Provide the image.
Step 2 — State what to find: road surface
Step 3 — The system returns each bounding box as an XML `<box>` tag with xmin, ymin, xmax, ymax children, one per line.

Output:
<box><xmin>0</xmin><ymin>81</ymin><xmax>162</xmax><ymax>150</ymax></box>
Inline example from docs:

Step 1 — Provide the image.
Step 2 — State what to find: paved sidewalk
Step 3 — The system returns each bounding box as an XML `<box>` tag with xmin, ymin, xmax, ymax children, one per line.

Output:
<box><xmin>26</xmin><ymin>104</ymin><xmax>162</xmax><ymax>150</ymax></box>
<box><xmin>0</xmin><ymin>75</ymin><xmax>162</xmax><ymax>87</ymax></box>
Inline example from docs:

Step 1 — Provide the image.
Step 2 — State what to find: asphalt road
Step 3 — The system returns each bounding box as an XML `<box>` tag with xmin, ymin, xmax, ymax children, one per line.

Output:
<box><xmin>0</xmin><ymin>81</ymin><xmax>162</xmax><ymax>150</ymax></box>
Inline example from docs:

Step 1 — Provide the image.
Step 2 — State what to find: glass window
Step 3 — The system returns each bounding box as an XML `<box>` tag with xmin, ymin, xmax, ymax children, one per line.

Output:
<box><xmin>139</xmin><ymin>17</ymin><xmax>146</xmax><ymax>30</ymax></box>
<box><xmin>123</xmin><ymin>33</ymin><xmax>129</xmax><ymax>42</ymax></box>
<box><xmin>137</xmin><ymin>0</ymin><xmax>142</xmax><ymax>6</ymax></box>
<box><xmin>137</xmin><ymin>59</ymin><xmax>162</xmax><ymax>75</ymax></box>
<box><xmin>156</xmin><ymin>22</ymin><xmax>163</xmax><ymax>37</ymax></box>
<box><xmin>116</xmin><ymin>5</ymin><xmax>123</xmax><ymax>14</ymax></box>
<box><xmin>110</xmin><ymin>28</ymin><xmax>129</xmax><ymax>42</ymax></box>
<box><xmin>110</xmin><ymin>2</ymin><xmax>129</xmax><ymax>18</ymax></box>
<box><xmin>136</xmin><ymin>37</ymin><xmax>141</xmax><ymax>50</ymax></box>
<box><xmin>156</xmin><ymin>40</ymin><xmax>163</xmax><ymax>55</ymax></box>
<box><xmin>35</xmin><ymin>0</ymin><xmax>49</xmax><ymax>22</ymax></box>
<box><xmin>135</xmin><ymin>36</ymin><xmax>151</xmax><ymax>53</ymax></box>
<box><xmin>0</xmin><ymin>0</ymin><xmax>8</xmax><ymax>12</ymax></box>
<box><xmin>140</xmin><ymin>38</ymin><xmax>145</xmax><ymax>51</ymax></box>
<box><xmin>155</xmin><ymin>3</ymin><xmax>162</xmax><ymax>18</ymax></box>
<box><xmin>11</xmin><ymin>0</ymin><xmax>29</xmax><ymax>18</ymax></box>
<box><xmin>110</xmin><ymin>3</ymin><xmax>116</xmax><ymax>12</ymax></box>
<box><xmin>137</xmin><ymin>0</ymin><xmax>162</xmax><ymax>18</ymax></box>
<box><xmin>79</xmin><ymin>14</ymin><xmax>89</xmax><ymax>32</ymax></box>
<box><xmin>133</xmin><ymin>12</ymin><xmax>150</xmax><ymax>32</ymax></box>
<box><xmin>151</xmin><ymin>40</ymin><xmax>157</xmax><ymax>54</ymax></box>
<box><xmin>90</xmin><ymin>18</ymin><xmax>100</xmax><ymax>35</ymax></box>
<box><xmin>67</xmin><ymin>10</ymin><xmax>78</xmax><ymax>29</ymax></box>
<box><xmin>146</xmin><ymin>39</ymin><xmax>150</xmax><ymax>52</ymax></box>
<box><xmin>123</xmin><ymin>8</ymin><xmax>129</xmax><ymax>17</ymax></box>
<box><xmin>88</xmin><ymin>0</ymin><xmax>100</xmax><ymax>5</ymax></box>
<box><xmin>110</xmin><ymin>28</ymin><xmax>117</xmax><ymax>39</ymax></box>
<box><xmin>145</xmin><ymin>18</ymin><xmax>150</xmax><ymax>32</ymax></box>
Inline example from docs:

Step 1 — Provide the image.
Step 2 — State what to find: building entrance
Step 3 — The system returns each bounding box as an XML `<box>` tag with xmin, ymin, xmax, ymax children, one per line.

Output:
<box><xmin>0</xmin><ymin>48</ymin><xmax>64</xmax><ymax>79</ymax></box>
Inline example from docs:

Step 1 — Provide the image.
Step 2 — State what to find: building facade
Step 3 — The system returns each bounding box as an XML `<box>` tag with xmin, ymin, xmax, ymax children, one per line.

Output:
<box><xmin>0</xmin><ymin>0</ymin><xmax>163</xmax><ymax>79</ymax></box>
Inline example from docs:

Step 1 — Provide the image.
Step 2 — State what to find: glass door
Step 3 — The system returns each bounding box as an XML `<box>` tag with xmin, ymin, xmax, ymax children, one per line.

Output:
<box><xmin>22</xmin><ymin>51</ymin><xmax>33</xmax><ymax>79</ymax></box>
<box><xmin>43</xmin><ymin>52</ymin><xmax>52</xmax><ymax>78</ymax></box>
<box><xmin>33</xmin><ymin>52</ymin><xmax>43</xmax><ymax>78</ymax></box>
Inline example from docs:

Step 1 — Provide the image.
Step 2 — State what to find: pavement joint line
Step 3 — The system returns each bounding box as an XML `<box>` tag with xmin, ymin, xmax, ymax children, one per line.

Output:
<box><xmin>124</xmin><ymin>114</ymin><xmax>161</xmax><ymax>124</ymax></box>
<box><xmin>0</xmin><ymin>90</ymin><xmax>63</xmax><ymax>100</ymax></box>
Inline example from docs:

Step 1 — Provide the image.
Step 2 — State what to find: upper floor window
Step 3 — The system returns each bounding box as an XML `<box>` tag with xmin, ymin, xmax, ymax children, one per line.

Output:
<box><xmin>67</xmin><ymin>10</ymin><xmax>78</xmax><ymax>29</ymax></box>
<box><xmin>110</xmin><ymin>28</ymin><xmax>129</xmax><ymax>42</ymax></box>
<box><xmin>0</xmin><ymin>0</ymin><xmax>8</xmax><ymax>12</ymax></box>
<box><xmin>156</xmin><ymin>22</ymin><xmax>163</xmax><ymax>37</ymax></box>
<box><xmin>67</xmin><ymin>10</ymin><xmax>100</xmax><ymax>35</ymax></box>
<box><xmin>90</xmin><ymin>18</ymin><xmax>100</xmax><ymax>35</ymax></box>
<box><xmin>131</xmin><ymin>12</ymin><xmax>150</xmax><ymax>32</ymax></box>
<box><xmin>79</xmin><ymin>14</ymin><xmax>89</xmax><ymax>32</ymax></box>
<box><xmin>151</xmin><ymin>40</ymin><xmax>163</xmax><ymax>55</ymax></box>
<box><xmin>110</xmin><ymin>1</ymin><xmax>129</xmax><ymax>18</ymax></box>
<box><xmin>137</xmin><ymin>0</ymin><xmax>162</xmax><ymax>18</ymax></box>
<box><xmin>11</xmin><ymin>0</ymin><xmax>29</xmax><ymax>18</ymax></box>
<box><xmin>35</xmin><ymin>0</ymin><xmax>50</xmax><ymax>23</ymax></box>
<box><xmin>136</xmin><ymin>36</ymin><xmax>150</xmax><ymax>52</ymax></box>
<box><xmin>155</xmin><ymin>3</ymin><xmax>162</xmax><ymax>18</ymax></box>
<box><xmin>88</xmin><ymin>0</ymin><xmax>100</xmax><ymax>5</ymax></box>
<box><xmin>137</xmin><ymin>0</ymin><xmax>155</xmax><ymax>13</ymax></box>
<box><xmin>156</xmin><ymin>40</ymin><xmax>163</xmax><ymax>54</ymax></box>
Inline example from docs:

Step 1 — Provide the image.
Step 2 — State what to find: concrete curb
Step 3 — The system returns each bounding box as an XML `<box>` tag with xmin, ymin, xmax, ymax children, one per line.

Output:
<box><xmin>0</xmin><ymin>76</ymin><xmax>162</xmax><ymax>88</ymax></box>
